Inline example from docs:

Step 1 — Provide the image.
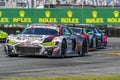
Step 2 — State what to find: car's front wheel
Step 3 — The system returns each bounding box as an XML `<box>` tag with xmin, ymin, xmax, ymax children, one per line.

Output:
<box><xmin>5</xmin><ymin>47</ymin><xmax>18</xmax><ymax>57</ymax></box>
<box><xmin>78</xmin><ymin>40</ymin><xmax>87</xmax><ymax>57</ymax></box>
<box><xmin>8</xmin><ymin>54</ymin><xmax>18</xmax><ymax>57</ymax></box>
<box><xmin>61</xmin><ymin>39</ymin><xmax>67</xmax><ymax>58</ymax></box>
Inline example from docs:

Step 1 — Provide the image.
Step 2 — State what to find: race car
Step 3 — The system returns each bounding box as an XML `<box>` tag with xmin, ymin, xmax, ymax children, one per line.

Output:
<box><xmin>4</xmin><ymin>24</ymin><xmax>88</xmax><ymax>57</ymax></box>
<box><xmin>0</xmin><ymin>30</ymin><xmax>8</xmax><ymax>43</ymax></box>
<box><xmin>69</xmin><ymin>24</ymin><xmax>98</xmax><ymax>51</ymax></box>
<box><xmin>87</xmin><ymin>26</ymin><xmax>104</xmax><ymax>49</ymax></box>
<box><xmin>100</xmin><ymin>30</ymin><xmax>107</xmax><ymax>46</ymax></box>
<box><xmin>69</xmin><ymin>27</ymin><xmax>89</xmax><ymax>45</ymax></box>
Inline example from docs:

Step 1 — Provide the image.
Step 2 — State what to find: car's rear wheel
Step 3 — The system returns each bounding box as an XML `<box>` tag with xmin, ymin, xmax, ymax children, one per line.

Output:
<box><xmin>78</xmin><ymin>40</ymin><xmax>86</xmax><ymax>57</ymax></box>
<box><xmin>72</xmin><ymin>40</ymin><xmax>76</xmax><ymax>51</ymax></box>
<box><xmin>85</xmin><ymin>39</ymin><xmax>88</xmax><ymax>53</ymax></box>
<box><xmin>61</xmin><ymin>39</ymin><xmax>67</xmax><ymax>58</ymax></box>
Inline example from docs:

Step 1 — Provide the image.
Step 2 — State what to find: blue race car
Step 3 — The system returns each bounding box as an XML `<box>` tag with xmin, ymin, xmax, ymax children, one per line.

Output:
<box><xmin>69</xmin><ymin>24</ymin><xmax>98</xmax><ymax>51</ymax></box>
<box><xmin>87</xmin><ymin>25</ymin><xmax>104</xmax><ymax>48</ymax></box>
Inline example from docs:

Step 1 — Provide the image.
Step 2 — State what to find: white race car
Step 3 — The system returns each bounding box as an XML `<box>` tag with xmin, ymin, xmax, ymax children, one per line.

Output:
<box><xmin>4</xmin><ymin>24</ymin><xmax>88</xmax><ymax>57</ymax></box>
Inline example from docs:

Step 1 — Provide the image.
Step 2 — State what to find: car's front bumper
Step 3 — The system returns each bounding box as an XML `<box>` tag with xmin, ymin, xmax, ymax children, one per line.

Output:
<box><xmin>4</xmin><ymin>44</ymin><xmax>61</xmax><ymax>57</ymax></box>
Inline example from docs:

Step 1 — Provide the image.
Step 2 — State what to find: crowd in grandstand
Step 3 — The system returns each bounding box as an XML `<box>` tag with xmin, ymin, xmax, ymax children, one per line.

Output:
<box><xmin>36</xmin><ymin>0</ymin><xmax>120</xmax><ymax>6</ymax></box>
<box><xmin>1</xmin><ymin>0</ymin><xmax>120</xmax><ymax>8</ymax></box>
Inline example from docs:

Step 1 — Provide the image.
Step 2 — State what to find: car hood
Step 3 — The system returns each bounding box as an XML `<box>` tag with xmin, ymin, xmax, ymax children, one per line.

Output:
<box><xmin>8</xmin><ymin>34</ymin><xmax>56</xmax><ymax>44</ymax></box>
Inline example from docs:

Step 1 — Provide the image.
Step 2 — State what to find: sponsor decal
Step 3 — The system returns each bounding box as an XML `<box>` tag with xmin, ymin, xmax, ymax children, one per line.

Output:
<box><xmin>8</xmin><ymin>40</ymin><xmax>16</xmax><ymax>45</ymax></box>
<box><xmin>39</xmin><ymin>10</ymin><xmax>57</xmax><ymax>23</ymax></box>
<box><xmin>77</xmin><ymin>42</ymin><xmax>81</xmax><ymax>51</ymax></box>
<box><xmin>13</xmin><ymin>11</ymin><xmax>32</xmax><ymax>23</ymax></box>
<box><xmin>30</xmin><ymin>25</ymin><xmax>59</xmax><ymax>32</ymax></box>
<box><xmin>107</xmin><ymin>11</ymin><xmax>120</xmax><ymax>23</ymax></box>
<box><xmin>86</xmin><ymin>11</ymin><xmax>104</xmax><ymax>23</ymax></box>
<box><xmin>42</xmin><ymin>42</ymin><xmax>56</xmax><ymax>46</ymax></box>
<box><xmin>0</xmin><ymin>11</ymin><xmax>9</xmax><ymax>22</ymax></box>
<box><xmin>61</xmin><ymin>11</ymin><xmax>79</xmax><ymax>24</ymax></box>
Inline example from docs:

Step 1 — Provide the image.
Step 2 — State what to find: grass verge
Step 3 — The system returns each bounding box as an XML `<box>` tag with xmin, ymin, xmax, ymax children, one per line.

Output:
<box><xmin>0</xmin><ymin>75</ymin><xmax>120</xmax><ymax>80</ymax></box>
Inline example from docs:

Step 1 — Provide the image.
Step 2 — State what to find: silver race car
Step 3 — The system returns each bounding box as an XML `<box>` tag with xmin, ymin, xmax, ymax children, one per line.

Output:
<box><xmin>4</xmin><ymin>24</ymin><xmax>88</xmax><ymax>57</ymax></box>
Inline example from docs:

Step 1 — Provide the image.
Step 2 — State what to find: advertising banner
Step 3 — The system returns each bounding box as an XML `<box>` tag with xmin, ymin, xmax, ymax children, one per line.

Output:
<box><xmin>0</xmin><ymin>8</ymin><xmax>120</xmax><ymax>24</ymax></box>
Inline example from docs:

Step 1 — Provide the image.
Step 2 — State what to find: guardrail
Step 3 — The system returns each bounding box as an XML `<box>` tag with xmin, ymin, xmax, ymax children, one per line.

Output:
<box><xmin>102</xmin><ymin>27</ymin><xmax>120</xmax><ymax>37</ymax></box>
<box><xmin>44</xmin><ymin>4</ymin><xmax>120</xmax><ymax>8</ymax></box>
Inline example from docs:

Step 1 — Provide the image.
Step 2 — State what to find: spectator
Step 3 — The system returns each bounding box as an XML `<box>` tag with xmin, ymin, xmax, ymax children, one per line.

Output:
<box><xmin>118</xmin><ymin>0</ymin><xmax>120</xmax><ymax>6</ymax></box>
<box><xmin>98</xmin><ymin>0</ymin><xmax>107</xmax><ymax>6</ymax></box>
<box><xmin>109</xmin><ymin>0</ymin><xmax>118</xmax><ymax>6</ymax></box>
<box><xmin>56</xmin><ymin>0</ymin><xmax>60</xmax><ymax>4</ymax></box>
<box><xmin>107</xmin><ymin>0</ymin><xmax>120</xmax><ymax>6</ymax></box>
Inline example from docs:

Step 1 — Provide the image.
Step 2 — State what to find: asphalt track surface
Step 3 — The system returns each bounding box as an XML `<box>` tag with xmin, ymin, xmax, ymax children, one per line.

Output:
<box><xmin>0</xmin><ymin>37</ymin><xmax>120</xmax><ymax>78</ymax></box>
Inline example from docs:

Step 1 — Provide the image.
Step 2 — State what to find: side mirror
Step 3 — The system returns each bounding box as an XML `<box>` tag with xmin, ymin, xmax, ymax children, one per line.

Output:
<box><xmin>88</xmin><ymin>31</ymin><xmax>93</xmax><ymax>35</ymax></box>
<box><xmin>16</xmin><ymin>30</ymin><xmax>20</xmax><ymax>34</ymax></box>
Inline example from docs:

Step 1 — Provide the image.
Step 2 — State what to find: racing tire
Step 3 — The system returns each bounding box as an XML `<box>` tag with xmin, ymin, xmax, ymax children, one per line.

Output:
<box><xmin>78</xmin><ymin>40</ymin><xmax>86</xmax><ymax>57</ymax></box>
<box><xmin>5</xmin><ymin>48</ymin><xmax>18</xmax><ymax>57</ymax></box>
<box><xmin>96</xmin><ymin>38</ymin><xmax>98</xmax><ymax>48</ymax></box>
<box><xmin>61</xmin><ymin>39</ymin><xmax>67</xmax><ymax>58</ymax></box>
<box><xmin>72</xmin><ymin>40</ymin><xmax>76</xmax><ymax>51</ymax></box>
<box><xmin>85</xmin><ymin>39</ymin><xmax>88</xmax><ymax>54</ymax></box>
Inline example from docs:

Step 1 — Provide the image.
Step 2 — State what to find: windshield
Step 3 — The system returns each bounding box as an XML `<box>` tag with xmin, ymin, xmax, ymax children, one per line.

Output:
<box><xmin>71</xmin><ymin>28</ymin><xmax>82</xmax><ymax>33</ymax></box>
<box><xmin>22</xmin><ymin>28</ymin><xmax>59</xmax><ymax>36</ymax></box>
<box><xmin>88</xmin><ymin>27</ymin><xmax>100</xmax><ymax>33</ymax></box>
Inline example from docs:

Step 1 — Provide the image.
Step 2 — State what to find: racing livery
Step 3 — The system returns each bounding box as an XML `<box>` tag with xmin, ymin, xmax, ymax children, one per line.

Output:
<box><xmin>4</xmin><ymin>24</ymin><xmax>88</xmax><ymax>57</ymax></box>
<box><xmin>87</xmin><ymin>26</ymin><xmax>104</xmax><ymax>49</ymax></box>
<box><xmin>0</xmin><ymin>30</ymin><xmax>8</xmax><ymax>42</ymax></box>
<box><xmin>69</xmin><ymin>24</ymin><xmax>98</xmax><ymax>50</ymax></box>
<box><xmin>100</xmin><ymin>30</ymin><xmax>107</xmax><ymax>46</ymax></box>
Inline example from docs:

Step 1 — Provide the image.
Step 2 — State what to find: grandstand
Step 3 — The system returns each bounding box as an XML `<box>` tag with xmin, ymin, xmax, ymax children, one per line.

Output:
<box><xmin>0</xmin><ymin>0</ymin><xmax>120</xmax><ymax>8</ymax></box>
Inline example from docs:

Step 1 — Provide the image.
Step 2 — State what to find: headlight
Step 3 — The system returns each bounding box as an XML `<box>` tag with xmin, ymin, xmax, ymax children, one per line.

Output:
<box><xmin>7</xmin><ymin>39</ymin><xmax>17</xmax><ymax>45</ymax></box>
<box><xmin>0</xmin><ymin>34</ymin><xmax>7</xmax><ymax>38</ymax></box>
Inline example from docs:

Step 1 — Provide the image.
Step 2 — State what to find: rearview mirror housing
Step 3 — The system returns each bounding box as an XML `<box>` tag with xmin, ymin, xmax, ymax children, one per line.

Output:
<box><xmin>88</xmin><ymin>32</ymin><xmax>93</xmax><ymax>35</ymax></box>
<box><xmin>16</xmin><ymin>30</ymin><xmax>21</xmax><ymax>34</ymax></box>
